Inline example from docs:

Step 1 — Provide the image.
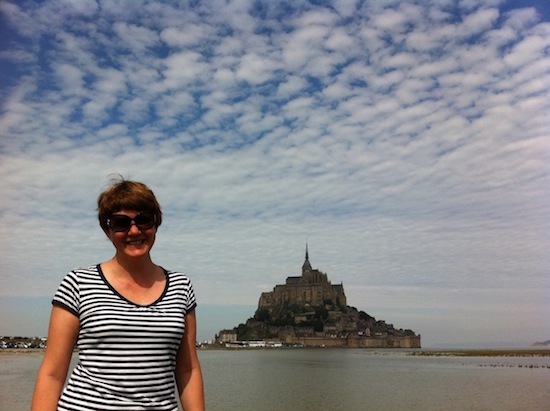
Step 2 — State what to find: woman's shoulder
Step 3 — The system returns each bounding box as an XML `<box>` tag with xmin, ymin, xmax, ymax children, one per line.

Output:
<box><xmin>73</xmin><ymin>264</ymin><xmax>100</xmax><ymax>272</ymax></box>
<box><xmin>61</xmin><ymin>265</ymin><xmax>101</xmax><ymax>282</ymax></box>
<box><xmin>163</xmin><ymin>268</ymin><xmax>193</xmax><ymax>285</ymax></box>
<box><xmin>164</xmin><ymin>268</ymin><xmax>188</xmax><ymax>278</ymax></box>
<box><xmin>69</xmin><ymin>264</ymin><xmax>101</xmax><ymax>275</ymax></box>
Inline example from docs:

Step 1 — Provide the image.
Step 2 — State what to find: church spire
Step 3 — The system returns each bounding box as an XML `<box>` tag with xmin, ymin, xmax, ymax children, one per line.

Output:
<box><xmin>302</xmin><ymin>240</ymin><xmax>312</xmax><ymax>272</ymax></box>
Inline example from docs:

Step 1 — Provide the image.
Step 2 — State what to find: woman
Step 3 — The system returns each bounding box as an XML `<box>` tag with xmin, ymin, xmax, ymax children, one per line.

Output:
<box><xmin>32</xmin><ymin>178</ymin><xmax>205</xmax><ymax>410</ymax></box>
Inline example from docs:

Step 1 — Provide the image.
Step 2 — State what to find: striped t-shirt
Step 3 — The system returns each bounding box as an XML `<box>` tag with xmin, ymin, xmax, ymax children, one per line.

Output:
<box><xmin>52</xmin><ymin>264</ymin><xmax>196</xmax><ymax>411</ymax></box>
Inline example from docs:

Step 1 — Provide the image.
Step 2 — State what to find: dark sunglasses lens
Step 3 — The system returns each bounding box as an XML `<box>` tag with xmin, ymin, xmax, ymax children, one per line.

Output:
<box><xmin>110</xmin><ymin>215</ymin><xmax>132</xmax><ymax>231</ymax></box>
<box><xmin>134</xmin><ymin>213</ymin><xmax>155</xmax><ymax>229</ymax></box>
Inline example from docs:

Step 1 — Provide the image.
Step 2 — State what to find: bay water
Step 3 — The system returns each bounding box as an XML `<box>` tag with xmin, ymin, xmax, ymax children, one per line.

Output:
<box><xmin>2</xmin><ymin>348</ymin><xmax>549</xmax><ymax>410</ymax></box>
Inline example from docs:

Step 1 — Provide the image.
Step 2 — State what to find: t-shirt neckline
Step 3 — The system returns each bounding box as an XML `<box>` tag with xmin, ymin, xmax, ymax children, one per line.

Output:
<box><xmin>96</xmin><ymin>264</ymin><xmax>169</xmax><ymax>307</ymax></box>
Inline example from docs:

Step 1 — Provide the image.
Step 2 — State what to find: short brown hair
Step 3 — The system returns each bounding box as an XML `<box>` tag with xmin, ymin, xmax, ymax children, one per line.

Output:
<box><xmin>97</xmin><ymin>177</ymin><xmax>162</xmax><ymax>231</ymax></box>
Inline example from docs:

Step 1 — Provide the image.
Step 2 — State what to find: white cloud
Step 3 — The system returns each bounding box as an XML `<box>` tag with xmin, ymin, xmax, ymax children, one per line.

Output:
<box><xmin>504</xmin><ymin>6</ymin><xmax>539</xmax><ymax>30</ymax></box>
<box><xmin>161</xmin><ymin>50</ymin><xmax>211</xmax><ymax>89</ymax></box>
<box><xmin>236</xmin><ymin>52</ymin><xmax>278</xmax><ymax>85</ymax></box>
<box><xmin>52</xmin><ymin>62</ymin><xmax>85</xmax><ymax>93</ymax></box>
<box><xmin>113</xmin><ymin>22</ymin><xmax>159</xmax><ymax>52</ymax></box>
<box><xmin>458</xmin><ymin>7</ymin><xmax>500</xmax><ymax>37</ymax></box>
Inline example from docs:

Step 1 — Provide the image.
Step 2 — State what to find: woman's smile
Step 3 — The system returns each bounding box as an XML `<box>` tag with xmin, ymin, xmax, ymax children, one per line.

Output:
<box><xmin>126</xmin><ymin>239</ymin><xmax>145</xmax><ymax>246</ymax></box>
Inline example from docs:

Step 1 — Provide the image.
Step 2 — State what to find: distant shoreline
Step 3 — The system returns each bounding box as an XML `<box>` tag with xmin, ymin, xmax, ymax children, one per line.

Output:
<box><xmin>0</xmin><ymin>348</ymin><xmax>45</xmax><ymax>355</ymax></box>
<box><xmin>3</xmin><ymin>348</ymin><xmax>550</xmax><ymax>357</ymax></box>
<box><xmin>409</xmin><ymin>349</ymin><xmax>550</xmax><ymax>357</ymax></box>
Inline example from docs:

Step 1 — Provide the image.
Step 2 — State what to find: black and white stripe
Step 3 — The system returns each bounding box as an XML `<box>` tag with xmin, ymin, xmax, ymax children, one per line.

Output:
<box><xmin>53</xmin><ymin>265</ymin><xmax>196</xmax><ymax>411</ymax></box>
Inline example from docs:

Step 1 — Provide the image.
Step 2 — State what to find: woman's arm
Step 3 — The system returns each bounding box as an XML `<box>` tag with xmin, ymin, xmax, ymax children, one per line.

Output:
<box><xmin>31</xmin><ymin>305</ymin><xmax>79</xmax><ymax>411</ymax></box>
<box><xmin>175</xmin><ymin>309</ymin><xmax>205</xmax><ymax>411</ymax></box>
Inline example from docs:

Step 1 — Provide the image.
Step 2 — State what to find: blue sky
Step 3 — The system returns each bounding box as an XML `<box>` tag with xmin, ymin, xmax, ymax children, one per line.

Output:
<box><xmin>0</xmin><ymin>0</ymin><xmax>548</xmax><ymax>347</ymax></box>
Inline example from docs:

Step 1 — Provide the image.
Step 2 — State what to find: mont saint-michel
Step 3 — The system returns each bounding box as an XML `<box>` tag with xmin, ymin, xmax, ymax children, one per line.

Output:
<box><xmin>217</xmin><ymin>246</ymin><xmax>421</xmax><ymax>348</ymax></box>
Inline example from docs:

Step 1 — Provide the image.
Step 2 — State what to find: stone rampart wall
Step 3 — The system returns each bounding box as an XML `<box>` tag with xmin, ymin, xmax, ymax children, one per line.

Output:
<box><xmin>285</xmin><ymin>335</ymin><xmax>421</xmax><ymax>348</ymax></box>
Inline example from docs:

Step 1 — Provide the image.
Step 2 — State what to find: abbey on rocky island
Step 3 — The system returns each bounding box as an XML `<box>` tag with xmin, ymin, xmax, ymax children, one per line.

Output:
<box><xmin>258</xmin><ymin>245</ymin><xmax>347</xmax><ymax>314</ymax></box>
<box><xmin>217</xmin><ymin>245</ymin><xmax>421</xmax><ymax>348</ymax></box>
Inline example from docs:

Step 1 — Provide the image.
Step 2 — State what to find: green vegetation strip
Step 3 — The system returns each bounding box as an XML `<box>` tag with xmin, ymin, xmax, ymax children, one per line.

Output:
<box><xmin>410</xmin><ymin>349</ymin><xmax>550</xmax><ymax>357</ymax></box>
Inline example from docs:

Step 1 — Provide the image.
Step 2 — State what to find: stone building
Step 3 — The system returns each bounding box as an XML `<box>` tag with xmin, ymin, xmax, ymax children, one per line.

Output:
<box><xmin>216</xmin><ymin>329</ymin><xmax>238</xmax><ymax>343</ymax></box>
<box><xmin>258</xmin><ymin>245</ymin><xmax>347</xmax><ymax>312</ymax></box>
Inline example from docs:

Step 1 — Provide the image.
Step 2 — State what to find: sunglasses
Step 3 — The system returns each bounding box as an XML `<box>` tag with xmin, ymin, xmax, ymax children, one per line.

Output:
<box><xmin>106</xmin><ymin>212</ymin><xmax>156</xmax><ymax>232</ymax></box>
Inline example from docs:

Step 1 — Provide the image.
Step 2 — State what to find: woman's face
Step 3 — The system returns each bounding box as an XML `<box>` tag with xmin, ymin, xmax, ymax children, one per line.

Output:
<box><xmin>105</xmin><ymin>209</ymin><xmax>157</xmax><ymax>259</ymax></box>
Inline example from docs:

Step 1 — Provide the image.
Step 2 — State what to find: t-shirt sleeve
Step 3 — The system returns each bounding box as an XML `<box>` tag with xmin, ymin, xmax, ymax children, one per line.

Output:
<box><xmin>52</xmin><ymin>270</ymin><xmax>80</xmax><ymax>317</ymax></box>
<box><xmin>186</xmin><ymin>280</ymin><xmax>197</xmax><ymax>314</ymax></box>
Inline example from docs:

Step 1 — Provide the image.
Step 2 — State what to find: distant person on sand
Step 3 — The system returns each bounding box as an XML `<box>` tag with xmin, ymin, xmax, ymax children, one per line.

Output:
<box><xmin>32</xmin><ymin>177</ymin><xmax>205</xmax><ymax>411</ymax></box>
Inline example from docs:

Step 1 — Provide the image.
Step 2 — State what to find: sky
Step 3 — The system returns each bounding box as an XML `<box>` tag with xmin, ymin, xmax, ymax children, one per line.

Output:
<box><xmin>0</xmin><ymin>0</ymin><xmax>548</xmax><ymax>348</ymax></box>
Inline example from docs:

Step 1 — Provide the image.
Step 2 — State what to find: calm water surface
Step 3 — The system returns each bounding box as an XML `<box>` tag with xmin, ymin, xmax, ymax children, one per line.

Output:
<box><xmin>1</xmin><ymin>349</ymin><xmax>549</xmax><ymax>410</ymax></box>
